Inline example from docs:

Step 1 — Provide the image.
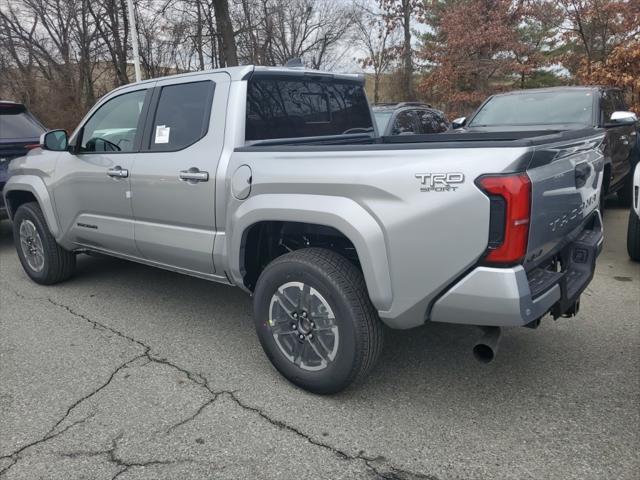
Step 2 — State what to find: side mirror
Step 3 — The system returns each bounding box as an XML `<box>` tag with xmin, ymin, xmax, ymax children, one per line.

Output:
<box><xmin>40</xmin><ymin>130</ymin><xmax>68</xmax><ymax>151</ymax></box>
<box><xmin>606</xmin><ymin>111</ymin><xmax>637</xmax><ymax>127</ymax></box>
<box><xmin>451</xmin><ymin>117</ymin><xmax>466</xmax><ymax>129</ymax></box>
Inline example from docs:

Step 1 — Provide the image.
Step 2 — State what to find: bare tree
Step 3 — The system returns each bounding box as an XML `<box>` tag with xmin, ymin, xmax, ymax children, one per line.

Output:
<box><xmin>354</xmin><ymin>4</ymin><xmax>399</xmax><ymax>103</ymax></box>
<box><xmin>379</xmin><ymin>0</ymin><xmax>422</xmax><ymax>100</ymax></box>
<box><xmin>234</xmin><ymin>0</ymin><xmax>356</xmax><ymax>68</ymax></box>
<box><xmin>212</xmin><ymin>0</ymin><xmax>238</xmax><ymax>66</ymax></box>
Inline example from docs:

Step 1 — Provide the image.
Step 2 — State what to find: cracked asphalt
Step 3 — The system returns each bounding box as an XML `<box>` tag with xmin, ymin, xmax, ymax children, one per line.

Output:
<box><xmin>1</xmin><ymin>203</ymin><xmax>638</xmax><ymax>480</ymax></box>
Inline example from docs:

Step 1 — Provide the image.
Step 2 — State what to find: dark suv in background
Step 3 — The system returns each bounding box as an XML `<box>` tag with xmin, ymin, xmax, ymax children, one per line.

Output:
<box><xmin>0</xmin><ymin>101</ymin><xmax>46</xmax><ymax>218</ymax></box>
<box><xmin>372</xmin><ymin>102</ymin><xmax>450</xmax><ymax>136</ymax></box>
<box><xmin>454</xmin><ymin>87</ymin><xmax>638</xmax><ymax>205</ymax></box>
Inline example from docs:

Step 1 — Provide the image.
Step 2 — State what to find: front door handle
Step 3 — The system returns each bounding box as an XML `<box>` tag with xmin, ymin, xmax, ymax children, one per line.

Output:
<box><xmin>179</xmin><ymin>168</ymin><xmax>209</xmax><ymax>183</ymax></box>
<box><xmin>107</xmin><ymin>166</ymin><xmax>129</xmax><ymax>178</ymax></box>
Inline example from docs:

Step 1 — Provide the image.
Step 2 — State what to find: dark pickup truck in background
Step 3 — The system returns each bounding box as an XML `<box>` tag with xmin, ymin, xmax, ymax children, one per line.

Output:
<box><xmin>0</xmin><ymin>101</ymin><xmax>46</xmax><ymax>218</ymax></box>
<box><xmin>453</xmin><ymin>87</ymin><xmax>638</xmax><ymax>206</ymax></box>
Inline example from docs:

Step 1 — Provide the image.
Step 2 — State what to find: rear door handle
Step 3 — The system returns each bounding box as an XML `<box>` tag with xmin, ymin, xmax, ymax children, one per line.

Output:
<box><xmin>179</xmin><ymin>168</ymin><xmax>209</xmax><ymax>183</ymax></box>
<box><xmin>107</xmin><ymin>166</ymin><xmax>128</xmax><ymax>178</ymax></box>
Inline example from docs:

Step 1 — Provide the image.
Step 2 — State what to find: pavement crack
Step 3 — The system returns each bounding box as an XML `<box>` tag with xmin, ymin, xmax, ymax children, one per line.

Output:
<box><xmin>222</xmin><ymin>391</ymin><xmax>434</xmax><ymax>479</ymax></box>
<box><xmin>38</xmin><ymin>297</ymin><xmax>432</xmax><ymax>480</ymax></box>
<box><xmin>46</xmin><ymin>298</ymin><xmax>218</xmax><ymax>401</ymax></box>
<box><xmin>223</xmin><ymin>391</ymin><xmax>351</xmax><ymax>459</ymax></box>
<box><xmin>105</xmin><ymin>434</ymin><xmax>196</xmax><ymax>480</ymax></box>
<box><xmin>47</xmin><ymin>298</ymin><xmax>149</xmax><ymax>352</ymax></box>
<box><xmin>0</xmin><ymin>414</ymin><xmax>95</xmax><ymax>477</ymax></box>
<box><xmin>44</xmin><ymin>355</ymin><xmax>145</xmax><ymax>439</ymax></box>
<box><xmin>55</xmin><ymin>433</ymin><xmax>196</xmax><ymax>480</ymax></box>
<box><xmin>362</xmin><ymin>458</ymin><xmax>440</xmax><ymax>480</ymax></box>
<box><xmin>164</xmin><ymin>398</ymin><xmax>217</xmax><ymax>434</ymax></box>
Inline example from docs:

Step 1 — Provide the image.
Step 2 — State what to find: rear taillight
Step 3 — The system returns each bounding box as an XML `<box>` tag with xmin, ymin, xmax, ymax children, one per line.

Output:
<box><xmin>477</xmin><ymin>173</ymin><xmax>531</xmax><ymax>266</ymax></box>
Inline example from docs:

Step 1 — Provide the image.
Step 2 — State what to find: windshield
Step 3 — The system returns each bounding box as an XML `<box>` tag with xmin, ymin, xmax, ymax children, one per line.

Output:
<box><xmin>373</xmin><ymin>111</ymin><xmax>392</xmax><ymax>133</ymax></box>
<box><xmin>0</xmin><ymin>110</ymin><xmax>44</xmax><ymax>140</ymax></box>
<box><xmin>469</xmin><ymin>91</ymin><xmax>594</xmax><ymax>127</ymax></box>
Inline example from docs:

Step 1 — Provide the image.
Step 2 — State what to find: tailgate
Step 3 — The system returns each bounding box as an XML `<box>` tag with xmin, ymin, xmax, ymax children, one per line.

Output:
<box><xmin>524</xmin><ymin>132</ymin><xmax>605</xmax><ymax>269</ymax></box>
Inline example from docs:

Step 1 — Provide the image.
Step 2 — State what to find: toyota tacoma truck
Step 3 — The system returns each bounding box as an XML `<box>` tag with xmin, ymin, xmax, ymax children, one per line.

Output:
<box><xmin>4</xmin><ymin>66</ymin><xmax>605</xmax><ymax>393</ymax></box>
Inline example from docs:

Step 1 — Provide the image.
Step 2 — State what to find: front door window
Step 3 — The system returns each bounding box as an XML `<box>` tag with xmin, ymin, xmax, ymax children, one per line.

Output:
<box><xmin>79</xmin><ymin>90</ymin><xmax>147</xmax><ymax>153</ymax></box>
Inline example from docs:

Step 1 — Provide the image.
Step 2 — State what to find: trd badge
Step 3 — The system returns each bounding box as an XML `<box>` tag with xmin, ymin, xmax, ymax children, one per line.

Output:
<box><xmin>415</xmin><ymin>172</ymin><xmax>464</xmax><ymax>192</ymax></box>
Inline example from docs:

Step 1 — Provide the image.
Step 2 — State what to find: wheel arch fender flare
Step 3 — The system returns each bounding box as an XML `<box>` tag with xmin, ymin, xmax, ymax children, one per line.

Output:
<box><xmin>228</xmin><ymin>194</ymin><xmax>393</xmax><ymax>311</ymax></box>
<box><xmin>4</xmin><ymin>175</ymin><xmax>61</xmax><ymax>238</ymax></box>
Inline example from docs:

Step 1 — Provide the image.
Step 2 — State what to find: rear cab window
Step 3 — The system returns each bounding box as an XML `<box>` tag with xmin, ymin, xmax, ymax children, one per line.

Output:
<box><xmin>245</xmin><ymin>75</ymin><xmax>374</xmax><ymax>141</ymax></box>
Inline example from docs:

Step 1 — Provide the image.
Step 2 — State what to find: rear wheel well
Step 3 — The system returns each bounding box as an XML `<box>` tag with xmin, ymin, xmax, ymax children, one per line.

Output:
<box><xmin>5</xmin><ymin>190</ymin><xmax>37</xmax><ymax>218</ymax></box>
<box><xmin>241</xmin><ymin>221</ymin><xmax>361</xmax><ymax>291</ymax></box>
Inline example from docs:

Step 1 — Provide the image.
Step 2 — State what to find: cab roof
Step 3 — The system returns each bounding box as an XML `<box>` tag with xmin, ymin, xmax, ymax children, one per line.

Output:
<box><xmin>111</xmin><ymin>65</ymin><xmax>364</xmax><ymax>94</ymax></box>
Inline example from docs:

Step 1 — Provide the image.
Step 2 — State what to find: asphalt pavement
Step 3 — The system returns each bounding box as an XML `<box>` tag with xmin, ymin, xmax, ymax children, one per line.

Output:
<box><xmin>1</xmin><ymin>203</ymin><xmax>638</xmax><ymax>480</ymax></box>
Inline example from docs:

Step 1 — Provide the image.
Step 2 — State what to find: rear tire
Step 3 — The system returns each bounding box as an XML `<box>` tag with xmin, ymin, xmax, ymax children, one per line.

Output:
<box><xmin>13</xmin><ymin>202</ymin><xmax>76</xmax><ymax>284</ymax></box>
<box><xmin>628</xmin><ymin>209</ymin><xmax>640</xmax><ymax>261</ymax></box>
<box><xmin>253</xmin><ymin>248</ymin><xmax>383</xmax><ymax>394</ymax></box>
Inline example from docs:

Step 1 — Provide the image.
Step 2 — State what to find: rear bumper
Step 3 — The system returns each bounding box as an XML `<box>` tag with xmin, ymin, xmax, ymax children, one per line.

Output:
<box><xmin>431</xmin><ymin>216</ymin><xmax>603</xmax><ymax>327</ymax></box>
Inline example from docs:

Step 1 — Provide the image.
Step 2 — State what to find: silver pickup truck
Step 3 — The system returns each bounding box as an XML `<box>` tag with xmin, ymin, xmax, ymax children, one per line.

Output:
<box><xmin>4</xmin><ymin>66</ymin><xmax>605</xmax><ymax>393</ymax></box>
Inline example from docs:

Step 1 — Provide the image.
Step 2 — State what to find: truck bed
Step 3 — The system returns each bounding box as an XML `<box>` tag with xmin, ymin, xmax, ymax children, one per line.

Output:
<box><xmin>239</xmin><ymin>127</ymin><xmax>599</xmax><ymax>150</ymax></box>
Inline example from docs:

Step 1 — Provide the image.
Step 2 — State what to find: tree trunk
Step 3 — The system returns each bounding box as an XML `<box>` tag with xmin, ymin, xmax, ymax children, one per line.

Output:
<box><xmin>402</xmin><ymin>0</ymin><xmax>414</xmax><ymax>100</ymax></box>
<box><xmin>212</xmin><ymin>0</ymin><xmax>238</xmax><ymax>66</ymax></box>
<box><xmin>374</xmin><ymin>74</ymin><xmax>380</xmax><ymax>103</ymax></box>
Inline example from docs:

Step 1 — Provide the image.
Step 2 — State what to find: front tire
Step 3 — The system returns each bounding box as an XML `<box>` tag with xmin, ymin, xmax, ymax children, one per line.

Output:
<box><xmin>628</xmin><ymin>209</ymin><xmax>640</xmax><ymax>261</ymax></box>
<box><xmin>13</xmin><ymin>202</ymin><xmax>76</xmax><ymax>284</ymax></box>
<box><xmin>253</xmin><ymin>248</ymin><xmax>383</xmax><ymax>394</ymax></box>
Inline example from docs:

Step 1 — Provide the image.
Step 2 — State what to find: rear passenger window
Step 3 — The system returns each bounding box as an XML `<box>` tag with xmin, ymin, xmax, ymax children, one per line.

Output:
<box><xmin>150</xmin><ymin>81</ymin><xmax>214</xmax><ymax>151</ymax></box>
<box><xmin>416</xmin><ymin>109</ymin><xmax>450</xmax><ymax>134</ymax></box>
<box><xmin>392</xmin><ymin>111</ymin><xmax>417</xmax><ymax>135</ymax></box>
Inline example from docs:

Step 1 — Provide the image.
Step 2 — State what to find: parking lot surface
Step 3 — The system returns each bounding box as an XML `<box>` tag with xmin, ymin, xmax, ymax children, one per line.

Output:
<box><xmin>1</xmin><ymin>204</ymin><xmax>638</xmax><ymax>480</ymax></box>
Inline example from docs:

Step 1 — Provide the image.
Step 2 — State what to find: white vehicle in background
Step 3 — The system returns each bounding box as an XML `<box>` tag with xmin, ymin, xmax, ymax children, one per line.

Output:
<box><xmin>628</xmin><ymin>163</ymin><xmax>640</xmax><ymax>261</ymax></box>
